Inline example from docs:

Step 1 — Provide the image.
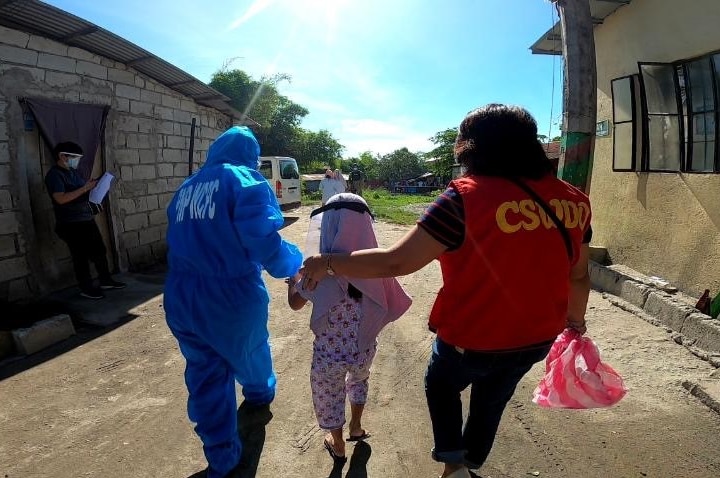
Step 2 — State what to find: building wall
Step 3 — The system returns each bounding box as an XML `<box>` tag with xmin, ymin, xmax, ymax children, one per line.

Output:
<box><xmin>591</xmin><ymin>0</ymin><xmax>720</xmax><ymax>296</ymax></box>
<box><xmin>0</xmin><ymin>25</ymin><xmax>231</xmax><ymax>301</ymax></box>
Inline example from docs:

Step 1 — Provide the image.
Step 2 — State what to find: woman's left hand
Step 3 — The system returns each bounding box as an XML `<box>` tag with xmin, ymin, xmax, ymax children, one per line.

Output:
<box><xmin>300</xmin><ymin>255</ymin><xmax>327</xmax><ymax>290</ymax></box>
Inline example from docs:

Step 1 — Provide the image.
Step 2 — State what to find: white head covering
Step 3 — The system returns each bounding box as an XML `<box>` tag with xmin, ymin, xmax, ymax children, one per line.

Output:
<box><xmin>300</xmin><ymin>193</ymin><xmax>412</xmax><ymax>348</ymax></box>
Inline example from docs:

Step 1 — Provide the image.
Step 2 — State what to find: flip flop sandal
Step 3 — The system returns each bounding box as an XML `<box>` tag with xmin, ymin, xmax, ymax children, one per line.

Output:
<box><xmin>323</xmin><ymin>438</ymin><xmax>347</xmax><ymax>465</ymax></box>
<box><xmin>346</xmin><ymin>430</ymin><xmax>371</xmax><ymax>442</ymax></box>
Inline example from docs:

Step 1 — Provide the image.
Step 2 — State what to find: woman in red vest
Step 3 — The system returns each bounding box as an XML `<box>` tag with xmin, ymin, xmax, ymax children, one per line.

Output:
<box><xmin>301</xmin><ymin>104</ymin><xmax>592</xmax><ymax>478</ymax></box>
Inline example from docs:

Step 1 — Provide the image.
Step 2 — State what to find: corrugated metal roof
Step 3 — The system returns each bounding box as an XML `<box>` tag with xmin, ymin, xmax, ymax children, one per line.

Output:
<box><xmin>529</xmin><ymin>0</ymin><xmax>633</xmax><ymax>55</ymax></box>
<box><xmin>542</xmin><ymin>141</ymin><xmax>561</xmax><ymax>160</ymax></box>
<box><xmin>0</xmin><ymin>0</ymin><xmax>254</xmax><ymax>123</ymax></box>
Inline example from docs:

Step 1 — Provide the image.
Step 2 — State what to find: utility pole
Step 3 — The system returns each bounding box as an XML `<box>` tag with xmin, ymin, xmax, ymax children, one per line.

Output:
<box><xmin>553</xmin><ymin>0</ymin><xmax>597</xmax><ymax>193</ymax></box>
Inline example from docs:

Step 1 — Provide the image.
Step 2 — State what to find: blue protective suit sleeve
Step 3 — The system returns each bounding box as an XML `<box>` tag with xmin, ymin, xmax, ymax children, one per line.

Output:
<box><xmin>232</xmin><ymin>177</ymin><xmax>303</xmax><ymax>278</ymax></box>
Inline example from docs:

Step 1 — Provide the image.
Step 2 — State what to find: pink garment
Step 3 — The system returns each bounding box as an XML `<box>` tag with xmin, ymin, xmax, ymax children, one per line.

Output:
<box><xmin>299</xmin><ymin>193</ymin><xmax>412</xmax><ymax>351</ymax></box>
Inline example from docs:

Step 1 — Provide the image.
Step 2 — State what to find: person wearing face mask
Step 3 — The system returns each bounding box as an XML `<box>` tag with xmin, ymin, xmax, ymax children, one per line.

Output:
<box><xmin>45</xmin><ymin>141</ymin><xmax>125</xmax><ymax>299</ymax></box>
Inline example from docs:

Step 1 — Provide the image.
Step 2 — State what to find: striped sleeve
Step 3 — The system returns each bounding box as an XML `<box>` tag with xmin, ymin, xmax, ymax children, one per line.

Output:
<box><xmin>417</xmin><ymin>186</ymin><xmax>465</xmax><ymax>250</ymax></box>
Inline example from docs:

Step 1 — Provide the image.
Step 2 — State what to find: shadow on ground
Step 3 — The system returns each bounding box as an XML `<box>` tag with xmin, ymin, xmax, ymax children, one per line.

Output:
<box><xmin>185</xmin><ymin>402</ymin><xmax>273</xmax><ymax>478</ymax></box>
<box><xmin>0</xmin><ymin>269</ymin><xmax>166</xmax><ymax>381</ymax></box>
<box><xmin>327</xmin><ymin>441</ymin><xmax>371</xmax><ymax>478</ymax></box>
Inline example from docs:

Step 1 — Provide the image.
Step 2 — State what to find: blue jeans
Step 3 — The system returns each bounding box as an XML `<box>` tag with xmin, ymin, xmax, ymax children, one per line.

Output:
<box><xmin>424</xmin><ymin>337</ymin><xmax>552</xmax><ymax>469</ymax></box>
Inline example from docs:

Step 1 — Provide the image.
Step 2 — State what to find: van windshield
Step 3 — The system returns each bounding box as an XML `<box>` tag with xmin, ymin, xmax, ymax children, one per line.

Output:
<box><xmin>280</xmin><ymin>159</ymin><xmax>299</xmax><ymax>179</ymax></box>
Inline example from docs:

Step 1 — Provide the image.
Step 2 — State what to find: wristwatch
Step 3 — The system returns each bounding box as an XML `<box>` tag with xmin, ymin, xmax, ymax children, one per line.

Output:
<box><xmin>326</xmin><ymin>255</ymin><xmax>335</xmax><ymax>276</ymax></box>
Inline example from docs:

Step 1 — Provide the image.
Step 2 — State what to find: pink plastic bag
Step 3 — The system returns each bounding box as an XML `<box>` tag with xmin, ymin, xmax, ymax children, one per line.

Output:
<box><xmin>532</xmin><ymin>329</ymin><xmax>627</xmax><ymax>409</ymax></box>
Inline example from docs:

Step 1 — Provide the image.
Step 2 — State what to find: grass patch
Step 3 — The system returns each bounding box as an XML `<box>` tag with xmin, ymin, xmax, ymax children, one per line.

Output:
<box><xmin>301</xmin><ymin>190</ymin><xmax>322</xmax><ymax>207</ymax></box>
<box><xmin>365</xmin><ymin>188</ymin><xmax>436</xmax><ymax>225</ymax></box>
<box><xmin>300</xmin><ymin>188</ymin><xmax>437</xmax><ymax>225</ymax></box>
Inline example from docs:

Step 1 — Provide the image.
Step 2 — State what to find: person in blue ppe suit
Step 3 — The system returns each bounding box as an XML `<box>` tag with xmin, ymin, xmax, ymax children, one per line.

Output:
<box><xmin>164</xmin><ymin>126</ymin><xmax>302</xmax><ymax>478</ymax></box>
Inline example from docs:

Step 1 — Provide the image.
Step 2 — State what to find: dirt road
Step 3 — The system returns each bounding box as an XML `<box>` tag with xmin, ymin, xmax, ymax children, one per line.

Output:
<box><xmin>1</xmin><ymin>206</ymin><xmax>720</xmax><ymax>478</ymax></box>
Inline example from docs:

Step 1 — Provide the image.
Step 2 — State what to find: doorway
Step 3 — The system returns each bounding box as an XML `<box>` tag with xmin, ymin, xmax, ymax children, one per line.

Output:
<box><xmin>22</xmin><ymin>99</ymin><xmax>116</xmax><ymax>294</ymax></box>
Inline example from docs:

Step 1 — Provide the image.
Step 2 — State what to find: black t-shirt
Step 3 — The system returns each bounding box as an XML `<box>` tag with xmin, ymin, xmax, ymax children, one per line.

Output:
<box><xmin>45</xmin><ymin>166</ymin><xmax>93</xmax><ymax>223</ymax></box>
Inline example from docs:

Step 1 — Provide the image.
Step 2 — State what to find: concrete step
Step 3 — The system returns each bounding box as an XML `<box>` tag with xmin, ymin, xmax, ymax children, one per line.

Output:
<box><xmin>11</xmin><ymin>314</ymin><xmax>75</xmax><ymax>355</ymax></box>
<box><xmin>683</xmin><ymin>379</ymin><xmax>720</xmax><ymax>416</ymax></box>
<box><xmin>590</xmin><ymin>261</ymin><xmax>720</xmax><ymax>355</ymax></box>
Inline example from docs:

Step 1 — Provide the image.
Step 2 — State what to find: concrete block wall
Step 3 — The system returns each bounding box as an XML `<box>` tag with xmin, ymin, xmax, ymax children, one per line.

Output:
<box><xmin>0</xmin><ymin>25</ymin><xmax>232</xmax><ymax>301</ymax></box>
<box><xmin>0</xmin><ymin>91</ymin><xmax>31</xmax><ymax>301</ymax></box>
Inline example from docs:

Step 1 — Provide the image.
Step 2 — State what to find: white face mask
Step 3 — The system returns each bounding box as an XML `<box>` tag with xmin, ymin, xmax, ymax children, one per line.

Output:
<box><xmin>61</xmin><ymin>152</ymin><xmax>83</xmax><ymax>169</ymax></box>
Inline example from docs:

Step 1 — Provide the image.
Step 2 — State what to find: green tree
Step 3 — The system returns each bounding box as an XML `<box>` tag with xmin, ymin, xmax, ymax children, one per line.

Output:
<box><xmin>209</xmin><ymin>68</ymin><xmax>308</xmax><ymax>155</ymax></box>
<box><xmin>427</xmin><ymin>128</ymin><xmax>457</xmax><ymax>181</ymax></box>
<box><xmin>261</xmin><ymin>97</ymin><xmax>308</xmax><ymax>156</ymax></box>
<box><xmin>293</xmin><ymin>129</ymin><xmax>344</xmax><ymax>172</ymax></box>
<box><xmin>377</xmin><ymin>148</ymin><xmax>425</xmax><ymax>183</ymax></box>
<box><xmin>341</xmin><ymin>151</ymin><xmax>380</xmax><ymax>181</ymax></box>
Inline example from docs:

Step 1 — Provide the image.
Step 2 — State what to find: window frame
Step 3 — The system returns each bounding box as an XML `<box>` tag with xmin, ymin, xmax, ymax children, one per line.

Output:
<box><xmin>637</xmin><ymin>61</ymin><xmax>685</xmax><ymax>173</ymax></box>
<box><xmin>683</xmin><ymin>56</ymin><xmax>720</xmax><ymax>174</ymax></box>
<box><xmin>611</xmin><ymin>75</ymin><xmax>638</xmax><ymax>172</ymax></box>
<box><xmin>258</xmin><ymin>160</ymin><xmax>273</xmax><ymax>180</ymax></box>
<box><xmin>632</xmin><ymin>51</ymin><xmax>720</xmax><ymax>174</ymax></box>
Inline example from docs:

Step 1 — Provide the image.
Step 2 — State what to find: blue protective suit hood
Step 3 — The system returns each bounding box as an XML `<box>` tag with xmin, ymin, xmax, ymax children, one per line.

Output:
<box><xmin>205</xmin><ymin>126</ymin><xmax>260</xmax><ymax>169</ymax></box>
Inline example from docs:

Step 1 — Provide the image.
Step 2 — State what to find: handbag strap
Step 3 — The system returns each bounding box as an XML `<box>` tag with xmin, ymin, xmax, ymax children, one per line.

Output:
<box><xmin>507</xmin><ymin>177</ymin><xmax>574</xmax><ymax>262</ymax></box>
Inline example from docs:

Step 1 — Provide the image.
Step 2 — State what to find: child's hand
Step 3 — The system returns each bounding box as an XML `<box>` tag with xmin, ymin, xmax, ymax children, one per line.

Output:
<box><xmin>286</xmin><ymin>273</ymin><xmax>308</xmax><ymax>311</ymax></box>
<box><xmin>287</xmin><ymin>272</ymin><xmax>303</xmax><ymax>287</ymax></box>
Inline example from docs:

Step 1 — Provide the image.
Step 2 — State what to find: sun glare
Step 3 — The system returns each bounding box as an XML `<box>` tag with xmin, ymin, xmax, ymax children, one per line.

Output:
<box><xmin>234</xmin><ymin>0</ymin><xmax>350</xmax><ymax>41</ymax></box>
<box><xmin>228</xmin><ymin>0</ymin><xmax>353</xmax><ymax>97</ymax></box>
<box><xmin>286</xmin><ymin>0</ymin><xmax>349</xmax><ymax>45</ymax></box>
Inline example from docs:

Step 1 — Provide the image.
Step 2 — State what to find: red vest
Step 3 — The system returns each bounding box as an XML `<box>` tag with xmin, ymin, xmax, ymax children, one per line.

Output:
<box><xmin>428</xmin><ymin>175</ymin><xmax>591</xmax><ymax>351</ymax></box>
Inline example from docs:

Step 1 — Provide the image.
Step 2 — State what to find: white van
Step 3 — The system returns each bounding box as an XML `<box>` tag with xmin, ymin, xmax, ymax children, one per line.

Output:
<box><xmin>258</xmin><ymin>156</ymin><xmax>301</xmax><ymax>210</ymax></box>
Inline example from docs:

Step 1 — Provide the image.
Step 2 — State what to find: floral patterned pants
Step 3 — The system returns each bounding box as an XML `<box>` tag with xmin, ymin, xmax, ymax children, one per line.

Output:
<box><xmin>310</xmin><ymin>298</ymin><xmax>376</xmax><ymax>430</ymax></box>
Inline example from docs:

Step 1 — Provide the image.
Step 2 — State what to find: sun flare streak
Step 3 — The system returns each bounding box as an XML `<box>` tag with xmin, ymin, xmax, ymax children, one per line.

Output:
<box><xmin>228</xmin><ymin>0</ymin><xmax>277</xmax><ymax>30</ymax></box>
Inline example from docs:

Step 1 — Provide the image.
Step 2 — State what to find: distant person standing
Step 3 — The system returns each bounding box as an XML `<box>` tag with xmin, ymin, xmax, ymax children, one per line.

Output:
<box><xmin>45</xmin><ymin>141</ymin><xmax>125</xmax><ymax>299</ymax></box>
<box><xmin>334</xmin><ymin>169</ymin><xmax>347</xmax><ymax>192</ymax></box>
<box><xmin>348</xmin><ymin>164</ymin><xmax>365</xmax><ymax>196</ymax></box>
<box><xmin>319</xmin><ymin>169</ymin><xmax>343</xmax><ymax>205</ymax></box>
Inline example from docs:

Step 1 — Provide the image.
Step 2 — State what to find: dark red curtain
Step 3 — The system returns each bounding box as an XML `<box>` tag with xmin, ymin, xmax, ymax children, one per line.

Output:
<box><xmin>23</xmin><ymin>98</ymin><xmax>109</xmax><ymax>180</ymax></box>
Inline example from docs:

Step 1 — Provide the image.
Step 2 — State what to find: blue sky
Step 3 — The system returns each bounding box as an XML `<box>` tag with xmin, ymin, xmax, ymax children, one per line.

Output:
<box><xmin>47</xmin><ymin>0</ymin><xmax>563</xmax><ymax>157</ymax></box>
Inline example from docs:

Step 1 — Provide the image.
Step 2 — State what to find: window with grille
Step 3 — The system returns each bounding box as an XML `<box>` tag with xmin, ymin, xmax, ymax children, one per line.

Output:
<box><xmin>633</xmin><ymin>54</ymin><xmax>720</xmax><ymax>173</ymax></box>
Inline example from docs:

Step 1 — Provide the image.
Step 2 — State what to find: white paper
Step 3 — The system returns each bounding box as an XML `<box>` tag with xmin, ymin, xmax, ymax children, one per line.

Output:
<box><xmin>89</xmin><ymin>172</ymin><xmax>115</xmax><ymax>204</ymax></box>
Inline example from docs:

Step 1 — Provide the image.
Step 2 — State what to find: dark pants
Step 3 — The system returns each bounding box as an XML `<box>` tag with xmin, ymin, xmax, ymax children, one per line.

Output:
<box><xmin>55</xmin><ymin>220</ymin><xmax>111</xmax><ymax>290</ymax></box>
<box><xmin>425</xmin><ymin>337</ymin><xmax>552</xmax><ymax>469</ymax></box>
<box><xmin>349</xmin><ymin>179</ymin><xmax>364</xmax><ymax>196</ymax></box>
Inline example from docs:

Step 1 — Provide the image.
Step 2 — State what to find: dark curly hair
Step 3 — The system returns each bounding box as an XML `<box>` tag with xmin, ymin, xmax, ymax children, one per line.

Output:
<box><xmin>454</xmin><ymin>104</ymin><xmax>554</xmax><ymax>179</ymax></box>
